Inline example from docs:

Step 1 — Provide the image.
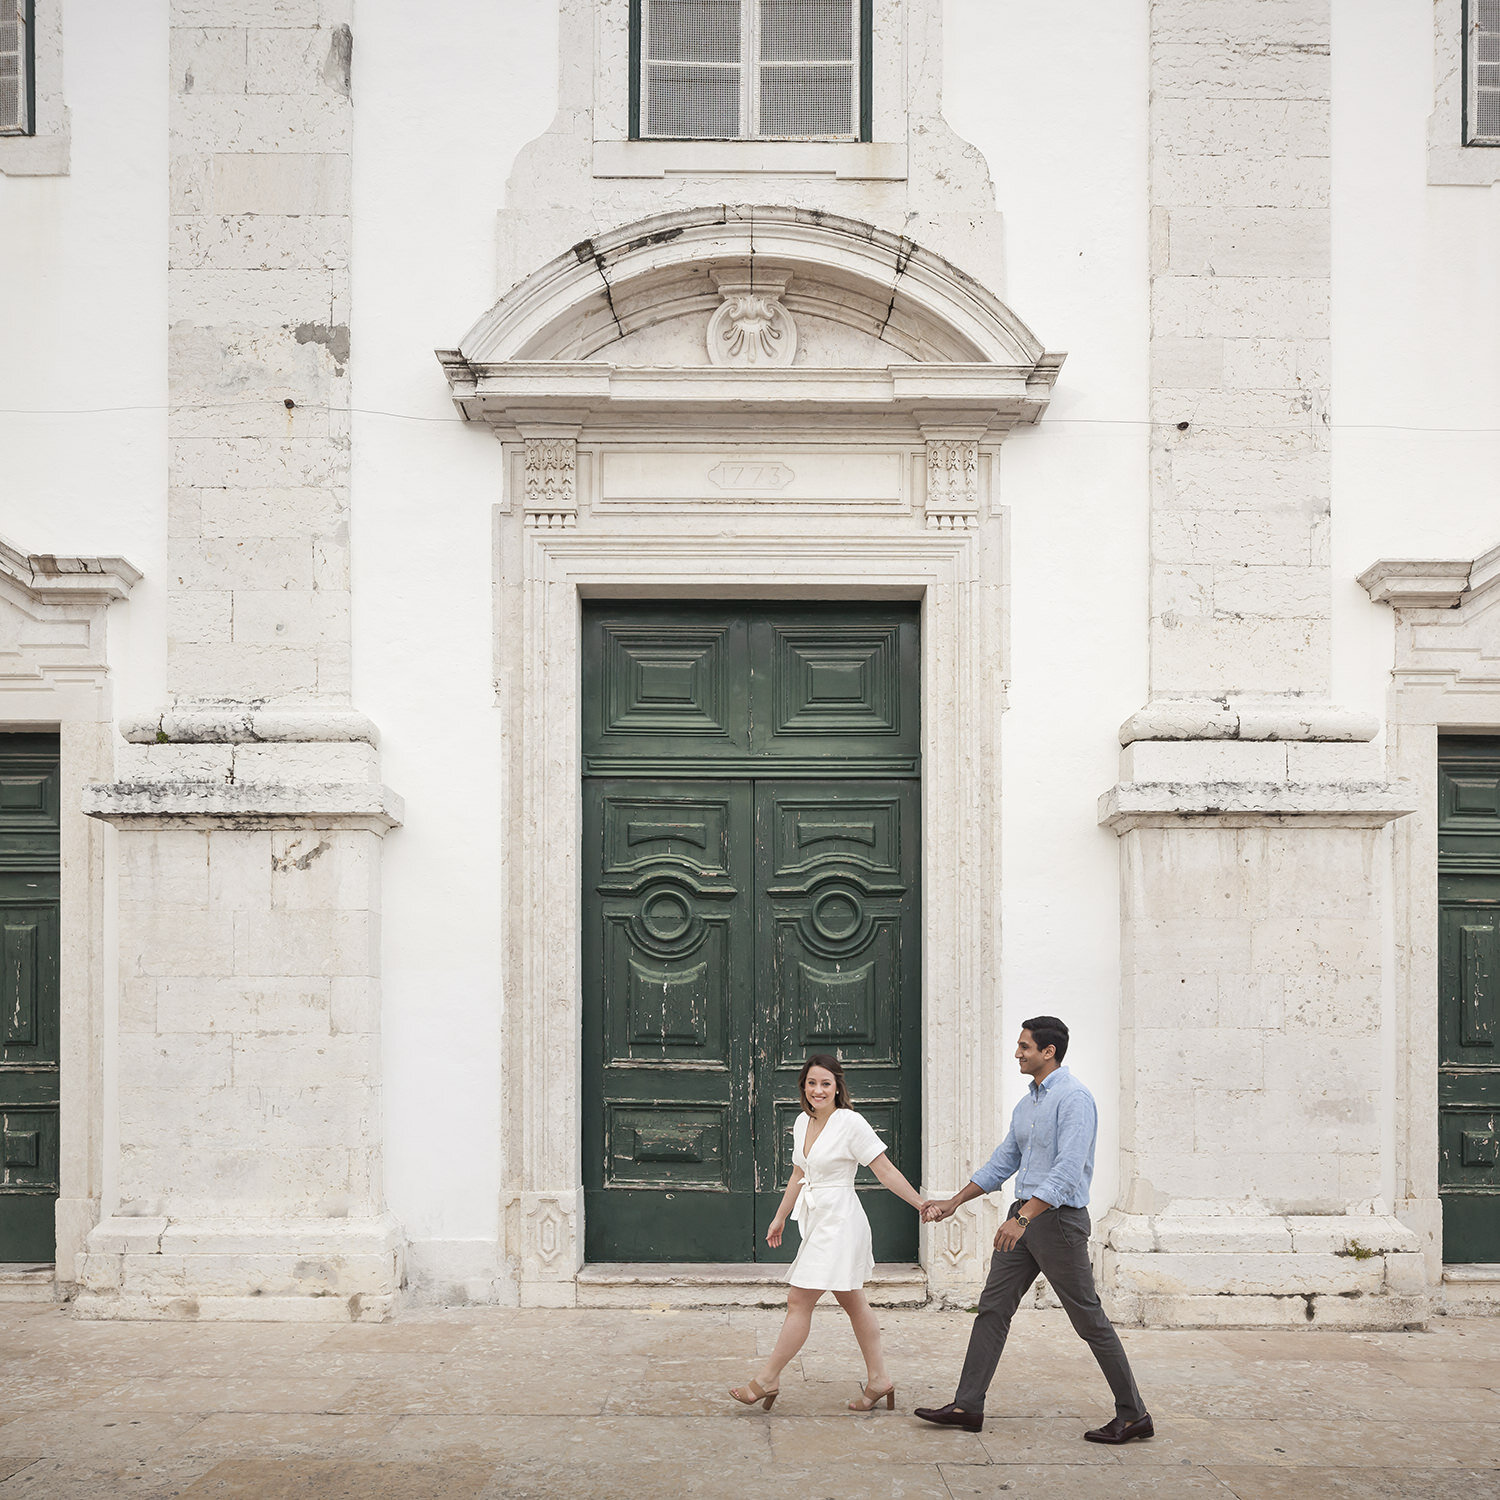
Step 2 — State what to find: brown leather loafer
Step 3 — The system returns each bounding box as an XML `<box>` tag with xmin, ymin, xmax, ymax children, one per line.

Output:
<box><xmin>1084</xmin><ymin>1413</ymin><xmax>1154</xmax><ymax>1444</ymax></box>
<box><xmin>913</xmin><ymin>1403</ymin><xmax>984</xmax><ymax>1432</ymax></box>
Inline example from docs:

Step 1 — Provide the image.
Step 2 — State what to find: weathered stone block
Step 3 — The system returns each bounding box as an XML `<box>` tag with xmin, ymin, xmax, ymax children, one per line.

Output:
<box><xmin>1221</xmin><ymin>336</ymin><xmax>1329</xmax><ymax>388</ymax></box>
<box><xmin>126</xmin><ymin>905</ymin><xmax>236</xmax><ymax>979</ymax></box>
<box><xmin>174</xmin><ymin>94</ymin><xmax>349</xmax><ymax>154</ymax></box>
<box><xmin>233</xmin><ymin>741</ymin><xmax>377</xmax><ymax>782</ymax></box>
<box><xmin>1150</xmin><ymin>42</ymin><xmax>1329</xmax><ymax>101</ymax></box>
<box><xmin>167</xmin><ymin>536</ymin><xmax>313</xmax><ymax>589</ymax></box>
<box><xmin>155</xmin><ymin>975</ymin><xmax>332</xmax><ymax>1035</ymax></box>
<box><xmin>1152</xmin><ymin>275</ymin><xmax>1329</xmax><ymax>339</ymax></box>
<box><xmin>246</xmin><ymin>26</ymin><xmax>346</xmax><ymax>96</ymax></box>
<box><xmin>171</xmin><ymin>212</ymin><xmax>350</xmax><ymax>271</ymax></box>
<box><xmin>1120</xmin><ymin>740</ymin><xmax>1288</xmax><ymax>781</ymax></box>
<box><xmin>170</xmin><ymin>266</ymin><xmax>342</xmax><ymax>326</ymax></box>
<box><xmin>175</xmin><ymin>0</ymin><xmax>320</xmax><ymax>23</ymax></box>
<box><xmin>1157</xmin><ymin>449</ymin><xmax>1329</xmax><ymax>509</ymax></box>
<box><xmin>232</xmin><ymin>909</ymin><xmax>378</xmax><ymax>977</ymax></box>
<box><xmin>1152</xmin><ymin>335</ymin><xmax>1225</xmax><ymax>388</ymax></box>
<box><xmin>1210</xmin><ymin>564</ymin><xmax>1331</xmax><ymax>616</ymax></box>
<box><xmin>231</xmin><ymin>588</ymin><xmax>348</xmax><ymax>647</ymax></box>
<box><xmin>1152</xmin><ymin>508</ymin><xmax>1318</xmax><ymax>567</ymax></box>
<box><xmin>208</xmin><ymin>152</ymin><xmax>350</xmax><ymax>215</ymax></box>
<box><xmin>1124</xmin><ymin>915</ymin><xmax>1254</xmax><ymax>975</ymax></box>
<box><xmin>330</xmin><ymin>976</ymin><xmax>378</xmax><ymax>1035</ymax></box>
<box><xmin>171</xmin><ymin>27</ymin><xmax>248</xmax><ymax>96</ymax></box>
<box><xmin>1151</xmin><ymin>98</ymin><xmax>1330</xmax><ymax>158</ymax></box>
<box><xmin>1109</xmin><ymin>1249</ymin><xmax>1380</xmax><ymax>1298</ymax></box>
<box><xmin>166</xmin><ymin>589</ymin><xmax>233</xmax><ymax>646</ymax></box>
<box><xmin>119</xmin><ymin>1033</ymin><xmax>234</xmax><ymax>1090</ymax></box>
<box><xmin>205</xmin><ymin>830</ymin><xmax>274</xmax><ymax>913</ymax></box>
<box><xmin>197</xmin><ymin>488</ymin><xmax>347</xmax><ymax>540</ymax></box>
<box><xmin>269</xmin><ymin>831</ymin><xmax>378</xmax><ymax>913</ymax></box>
<box><xmin>229</xmin><ymin>1032</ymin><xmax>378</xmax><ymax>1088</ymax></box>
<box><xmin>1149</xmin><ymin>0</ymin><xmax>1329</xmax><ymax>47</ymax></box>
<box><xmin>1151</xmin><ymin>613</ymin><xmax>1329</xmax><ymax>695</ymax></box>
<box><xmin>169</xmin><ymin>642</ymin><xmax>321</xmax><ymax>700</ymax></box>
<box><xmin>1153</xmin><ymin>153</ymin><xmax>1328</xmax><ymax>210</ymax></box>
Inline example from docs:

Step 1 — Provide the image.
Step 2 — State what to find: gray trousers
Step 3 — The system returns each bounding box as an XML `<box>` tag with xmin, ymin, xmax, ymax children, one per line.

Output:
<box><xmin>954</xmin><ymin>1204</ymin><xmax>1146</xmax><ymax>1421</ymax></box>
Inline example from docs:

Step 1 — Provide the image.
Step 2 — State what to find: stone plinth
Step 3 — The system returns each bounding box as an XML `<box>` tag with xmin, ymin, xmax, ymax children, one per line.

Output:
<box><xmin>1098</xmin><ymin>740</ymin><xmax>1423</xmax><ymax>1328</ymax></box>
<box><xmin>75</xmin><ymin>736</ymin><xmax>404</xmax><ymax>1322</ymax></box>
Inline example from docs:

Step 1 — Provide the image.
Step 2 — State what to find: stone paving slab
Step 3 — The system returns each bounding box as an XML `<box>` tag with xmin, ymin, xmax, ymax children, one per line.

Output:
<box><xmin>0</xmin><ymin>1305</ymin><xmax>1495</xmax><ymax>1497</ymax></box>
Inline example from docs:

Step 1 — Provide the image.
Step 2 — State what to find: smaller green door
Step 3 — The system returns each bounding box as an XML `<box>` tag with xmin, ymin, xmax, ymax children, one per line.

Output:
<box><xmin>0</xmin><ymin>736</ymin><xmax>61</xmax><ymax>1265</ymax></box>
<box><xmin>1438</xmin><ymin>739</ymin><xmax>1500</xmax><ymax>1264</ymax></box>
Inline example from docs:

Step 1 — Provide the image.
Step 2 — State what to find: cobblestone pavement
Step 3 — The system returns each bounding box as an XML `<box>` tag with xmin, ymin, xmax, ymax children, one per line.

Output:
<box><xmin>0</xmin><ymin>1301</ymin><xmax>1497</xmax><ymax>1497</ymax></box>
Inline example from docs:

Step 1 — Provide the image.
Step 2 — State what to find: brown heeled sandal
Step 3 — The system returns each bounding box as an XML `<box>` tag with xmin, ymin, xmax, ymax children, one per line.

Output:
<box><xmin>848</xmin><ymin>1381</ymin><xmax>896</xmax><ymax>1411</ymax></box>
<box><xmin>729</xmin><ymin>1378</ymin><xmax>779</xmax><ymax>1410</ymax></box>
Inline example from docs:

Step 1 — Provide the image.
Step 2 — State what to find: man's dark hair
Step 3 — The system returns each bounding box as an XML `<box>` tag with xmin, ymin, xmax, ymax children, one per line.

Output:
<box><xmin>1022</xmin><ymin>1015</ymin><xmax>1069</xmax><ymax>1062</ymax></box>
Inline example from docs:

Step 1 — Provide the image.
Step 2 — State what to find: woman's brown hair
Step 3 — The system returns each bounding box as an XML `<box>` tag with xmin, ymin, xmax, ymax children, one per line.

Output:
<box><xmin>797</xmin><ymin>1053</ymin><xmax>852</xmax><ymax>1114</ymax></box>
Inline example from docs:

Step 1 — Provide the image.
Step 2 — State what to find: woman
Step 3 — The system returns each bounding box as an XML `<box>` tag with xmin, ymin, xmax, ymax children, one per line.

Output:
<box><xmin>729</xmin><ymin>1053</ymin><xmax>927</xmax><ymax>1413</ymax></box>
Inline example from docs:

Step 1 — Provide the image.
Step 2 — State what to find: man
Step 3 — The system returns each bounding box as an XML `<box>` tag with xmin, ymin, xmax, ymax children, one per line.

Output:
<box><xmin>914</xmin><ymin>1016</ymin><xmax>1153</xmax><ymax>1442</ymax></box>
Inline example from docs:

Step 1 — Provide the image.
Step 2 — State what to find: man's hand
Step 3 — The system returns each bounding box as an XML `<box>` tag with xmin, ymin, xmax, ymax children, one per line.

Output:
<box><xmin>993</xmin><ymin>1215</ymin><xmax>1027</xmax><ymax>1252</ymax></box>
<box><xmin>922</xmin><ymin>1199</ymin><xmax>954</xmax><ymax>1223</ymax></box>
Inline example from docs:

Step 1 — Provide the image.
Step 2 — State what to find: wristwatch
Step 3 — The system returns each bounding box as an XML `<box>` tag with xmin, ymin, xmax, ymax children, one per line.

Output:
<box><xmin>1014</xmin><ymin>1212</ymin><xmax>1031</xmax><ymax>1229</ymax></box>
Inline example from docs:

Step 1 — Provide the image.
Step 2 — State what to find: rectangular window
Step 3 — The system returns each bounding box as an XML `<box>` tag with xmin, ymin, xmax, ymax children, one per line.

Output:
<box><xmin>0</xmin><ymin>0</ymin><xmax>31</xmax><ymax>137</ymax></box>
<box><xmin>1468</xmin><ymin>0</ymin><xmax>1500</xmax><ymax>143</ymax></box>
<box><xmin>632</xmin><ymin>0</ymin><xmax>871</xmax><ymax>141</ymax></box>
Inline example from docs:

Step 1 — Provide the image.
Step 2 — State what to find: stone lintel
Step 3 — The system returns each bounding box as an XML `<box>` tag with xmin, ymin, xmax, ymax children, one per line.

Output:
<box><xmin>82</xmin><ymin>780</ymin><xmax>404</xmax><ymax>831</ymax></box>
<box><xmin>1099</xmin><ymin>780</ymin><xmax>1414</xmax><ymax>833</ymax></box>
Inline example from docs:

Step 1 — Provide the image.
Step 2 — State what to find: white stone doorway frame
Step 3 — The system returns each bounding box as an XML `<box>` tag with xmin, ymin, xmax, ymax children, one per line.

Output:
<box><xmin>0</xmin><ymin>537</ymin><xmax>139</xmax><ymax>1296</ymax></box>
<box><xmin>1362</xmin><ymin>546</ymin><xmax>1500</xmax><ymax>1313</ymax></box>
<box><xmin>497</xmin><ymin>529</ymin><xmax>1007</xmax><ymax>1305</ymax></box>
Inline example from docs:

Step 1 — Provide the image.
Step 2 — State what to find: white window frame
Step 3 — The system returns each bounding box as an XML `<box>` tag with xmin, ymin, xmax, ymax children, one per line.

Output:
<box><xmin>638</xmin><ymin>0</ymin><xmax>863</xmax><ymax>142</ymax></box>
<box><xmin>0</xmin><ymin>0</ymin><xmax>31</xmax><ymax>136</ymax></box>
<box><xmin>1465</xmin><ymin>0</ymin><xmax>1500</xmax><ymax>144</ymax></box>
<box><xmin>0</xmin><ymin>0</ymin><xmax>66</xmax><ymax>176</ymax></box>
<box><xmin>1430</xmin><ymin>0</ymin><xmax>1500</xmax><ymax>183</ymax></box>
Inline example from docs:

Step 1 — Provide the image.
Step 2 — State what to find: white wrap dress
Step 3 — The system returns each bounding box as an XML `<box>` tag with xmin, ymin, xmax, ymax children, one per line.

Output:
<box><xmin>786</xmin><ymin>1107</ymin><xmax>888</xmax><ymax>1291</ymax></box>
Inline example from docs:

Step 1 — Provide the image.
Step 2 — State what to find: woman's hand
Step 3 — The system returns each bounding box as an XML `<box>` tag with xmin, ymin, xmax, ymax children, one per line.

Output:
<box><xmin>767</xmin><ymin>1216</ymin><xmax>786</xmax><ymax>1249</ymax></box>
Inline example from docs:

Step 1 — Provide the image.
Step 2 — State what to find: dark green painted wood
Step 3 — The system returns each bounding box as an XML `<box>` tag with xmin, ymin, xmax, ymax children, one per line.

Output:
<box><xmin>582</xmin><ymin>604</ymin><xmax>920</xmax><ymax>1263</ymax></box>
<box><xmin>0</xmin><ymin>734</ymin><xmax>60</xmax><ymax>1265</ymax></box>
<box><xmin>1438</xmin><ymin>738</ymin><xmax>1500</xmax><ymax>1264</ymax></box>
<box><xmin>752</xmin><ymin>779</ymin><xmax>919</xmax><ymax>1264</ymax></box>
<box><xmin>859</xmin><ymin>0</ymin><xmax>873</xmax><ymax>142</ymax></box>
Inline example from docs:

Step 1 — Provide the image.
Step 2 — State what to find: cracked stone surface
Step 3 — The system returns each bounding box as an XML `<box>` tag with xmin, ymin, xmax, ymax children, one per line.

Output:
<box><xmin>0</xmin><ymin>1304</ymin><xmax>1495</xmax><ymax>1498</ymax></box>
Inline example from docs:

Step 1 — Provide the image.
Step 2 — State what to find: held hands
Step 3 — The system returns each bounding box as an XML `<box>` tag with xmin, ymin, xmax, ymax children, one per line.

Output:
<box><xmin>766</xmin><ymin>1216</ymin><xmax>785</xmax><ymax>1249</ymax></box>
<box><xmin>920</xmin><ymin>1198</ymin><xmax>955</xmax><ymax>1224</ymax></box>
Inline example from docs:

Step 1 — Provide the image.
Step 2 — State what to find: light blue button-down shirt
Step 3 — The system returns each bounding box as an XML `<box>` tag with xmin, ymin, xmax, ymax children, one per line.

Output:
<box><xmin>969</xmin><ymin>1065</ymin><xmax>1096</xmax><ymax>1209</ymax></box>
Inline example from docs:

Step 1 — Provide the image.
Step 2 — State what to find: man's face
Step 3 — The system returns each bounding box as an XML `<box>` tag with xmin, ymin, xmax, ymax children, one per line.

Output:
<box><xmin>1015</xmin><ymin>1030</ymin><xmax>1055</xmax><ymax>1076</ymax></box>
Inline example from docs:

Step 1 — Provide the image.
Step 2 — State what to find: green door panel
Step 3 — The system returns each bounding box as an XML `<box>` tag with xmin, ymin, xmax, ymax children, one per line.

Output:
<box><xmin>583</xmin><ymin>780</ymin><xmax>755</xmax><ymax>1261</ymax></box>
<box><xmin>0</xmin><ymin>735</ymin><xmax>61</xmax><ymax>1265</ymax></box>
<box><xmin>753</xmin><ymin>781</ymin><xmax>920</xmax><ymax>1264</ymax></box>
<box><xmin>582</xmin><ymin>605</ymin><xmax>921</xmax><ymax>1264</ymax></box>
<box><xmin>1438</xmin><ymin>739</ymin><xmax>1500</xmax><ymax>1264</ymax></box>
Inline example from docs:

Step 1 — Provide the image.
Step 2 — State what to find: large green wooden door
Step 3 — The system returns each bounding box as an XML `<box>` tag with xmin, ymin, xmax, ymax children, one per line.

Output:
<box><xmin>1438</xmin><ymin>738</ymin><xmax>1500</xmax><ymax>1264</ymax></box>
<box><xmin>583</xmin><ymin>604</ymin><xmax>921</xmax><ymax>1263</ymax></box>
<box><xmin>0</xmin><ymin>736</ymin><xmax>61</xmax><ymax>1265</ymax></box>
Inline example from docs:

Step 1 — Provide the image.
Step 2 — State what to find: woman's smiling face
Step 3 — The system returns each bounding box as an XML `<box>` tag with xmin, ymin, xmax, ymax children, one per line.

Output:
<box><xmin>803</xmin><ymin>1065</ymin><xmax>838</xmax><ymax>1113</ymax></box>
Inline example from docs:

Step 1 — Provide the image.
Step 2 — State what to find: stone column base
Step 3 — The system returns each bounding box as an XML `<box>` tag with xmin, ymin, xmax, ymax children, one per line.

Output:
<box><xmin>1097</xmin><ymin>1210</ymin><xmax>1429</xmax><ymax>1329</ymax></box>
<box><xmin>73</xmin><ymin>1213</ymin><xmax>405</xmax><ymax>1323</ymax></box>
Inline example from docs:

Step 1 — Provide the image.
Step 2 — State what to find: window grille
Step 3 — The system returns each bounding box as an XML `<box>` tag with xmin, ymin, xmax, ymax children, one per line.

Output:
<box><xmin>0</xmin><ymin>0</ymin><xmax>31</xmax><ymax>136</ymax></box>
<box><xmin>635</xmin><ymin>0</ymin><xmax>868</xmax><ymax>141</ymax></box>
<box><xmin>1468</xmin><ymin>0</ymin><xmax>1500</xmax><ymax>144</ymax></box>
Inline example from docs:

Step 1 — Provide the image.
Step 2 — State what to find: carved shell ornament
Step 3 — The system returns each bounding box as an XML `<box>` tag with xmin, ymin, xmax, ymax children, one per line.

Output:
<box><xmin>706</xmin><ymin>267</ymin><xmax>798</xmax><ymax>368</ymax></box>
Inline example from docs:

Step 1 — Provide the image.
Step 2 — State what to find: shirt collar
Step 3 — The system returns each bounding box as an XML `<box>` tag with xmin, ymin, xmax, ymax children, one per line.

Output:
<box><xmin>1030</xmin><ymin>1064</ymin><xmax>1069</xmax><ymax>1096</ymax></box>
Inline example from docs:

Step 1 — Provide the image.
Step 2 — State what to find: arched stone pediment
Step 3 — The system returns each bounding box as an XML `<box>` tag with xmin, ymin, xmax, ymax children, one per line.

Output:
<box><xmin>438</xmin><ymin>206</ymin><xmax>1063</xmax><ymax>434</ymax></box>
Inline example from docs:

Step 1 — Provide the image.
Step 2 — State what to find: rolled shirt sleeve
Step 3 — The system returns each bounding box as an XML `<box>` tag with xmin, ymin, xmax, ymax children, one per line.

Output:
<box><xmin>969</xmin><ymin>1125</ymin><xmax>1021</xmax><ymax>1195</ymax></box>
<box><xmin>1031</xmin><ymin>1087</ymin><xmax>1096</xmax><ymax>1208</ymax></box>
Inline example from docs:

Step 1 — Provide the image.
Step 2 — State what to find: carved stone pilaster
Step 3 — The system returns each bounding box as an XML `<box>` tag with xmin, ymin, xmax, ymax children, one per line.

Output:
<box><xmin>523</xmin><ymin>437</ymin><xmax>578</xmax><ymax>529</ymax></box>
<box><xmin>707</xmin><ymin>268</ymin><xmax>797</xmax><ymax>368</ymax></box>
<box><xmin>924</xmin><ymin>439</ymin><xmax>979</xmax><ymax>530</ymax></box>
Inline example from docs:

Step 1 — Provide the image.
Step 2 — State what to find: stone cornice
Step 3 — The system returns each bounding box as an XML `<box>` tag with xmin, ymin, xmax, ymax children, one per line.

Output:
<box><xmin>1358</xmin><ymin>544</ymin><xmax>1500</xmax><ymax>610</ymax></box>
<box><xmin>1098</xmin><ymin>780</ymin><xmax>1416</xmax><ymax>833</ymax></box>
<box><xmin>82</xmin><ymin>780</ymin><xmax>404</xmax><ymax>832</ymax></box>
<box><xmin>0</xmin><ymin>534</ymin><xmax>141</xmax><ymax>605</ymax></box>
<box><xmin>438</xmin><ymin>360</ymin><xmax>1058</xmax><ymax>436</ymax></box>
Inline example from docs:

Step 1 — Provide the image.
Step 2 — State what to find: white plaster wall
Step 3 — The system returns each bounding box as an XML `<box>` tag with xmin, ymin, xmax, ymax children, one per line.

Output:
<box><xmin>0</xmin><ymin>0</ymin><xmax>169</xmax><ymax>720</ymax></box>
<box><xmin>1331</xmin><ymin>0</ymin><xmax>1500</xmax><ymax>724</ymax></box>
<box><xmin>350</xmin><ymin>1</ymin><xmax>558</xmax><ymax>1278</ymax></box>
<box><xmin>947</xmin><ymin>0</ymin><xmax>1150</xmax><ymax>1212</ymax></box>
